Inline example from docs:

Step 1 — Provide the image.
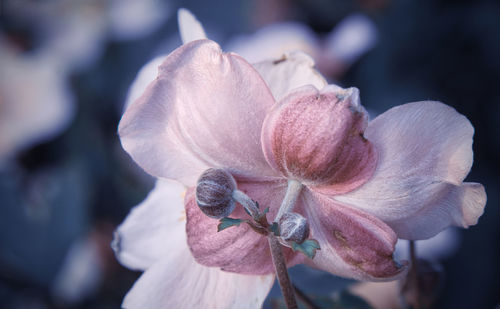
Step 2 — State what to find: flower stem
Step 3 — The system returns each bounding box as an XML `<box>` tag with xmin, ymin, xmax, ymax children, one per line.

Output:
<box><xmin>293</xmin><ymin>284</ymin><xmax>320</xmax><ymax>309</ymax></box>
<box><xmin>409</xmin><ymin>240</ymin><xmax>420</xmax><ymax>309</ymax></box>
<box><xmin>275</xmin><ymin>180</ymin><xmax>303</xmax><ymax>222</ymax></box>
<box><xmin>268</xmin><ymin>234</ymin><xmax>298</xmax><ymax>309</ymax></box>
<box><xmin>232</xmin><ymin>189</ymin><xmax>260</xmax><ymax>219</ymax></box>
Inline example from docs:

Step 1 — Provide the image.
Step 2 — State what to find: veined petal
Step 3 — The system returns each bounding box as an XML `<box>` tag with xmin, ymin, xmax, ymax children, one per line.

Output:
<box><xmin>387</xmin><ymin>182</ymin><xmax>485</xmax><ymax>239</ymax></box>
<box><xmin>112</xmin><ymin>179</ymin><xmax>187</xmax><ymax>271</ymax></box>
<box><xmin>253</xmin><ymin>51</ymin><xmax>327</xmax><ymax>101</ymax></box>
<box><xmin>177</xmin><ymin>8</ymin><xmax>207</xmax><ymax>44</ymax></box>
<box><xmin>335</xmin><ymin>101</ymin><xmax>486</xmax><ymax>239</ymax></box>
<box><xmin>185</xmin><ymin>181</ymin><xmax>304</xmax><ymax>275</ymax></box>
<box><xmin>119</xmin><ymin>40</ymin><xmax>279</xmax><ymax>186</ymax></box>
<box><xmin>301</xmin><ymin>190</ymin><xmax>406</xmax><ymax>281</ymax></box>
<box><xmin>122</xmin><ymin>247</ymin><xmax>274</xmax><ymax>309</ymax></box>
<box><xmin>261</xmin><ymin>85</ymin><xmax>376</xmax><ymax>194</ymax></box>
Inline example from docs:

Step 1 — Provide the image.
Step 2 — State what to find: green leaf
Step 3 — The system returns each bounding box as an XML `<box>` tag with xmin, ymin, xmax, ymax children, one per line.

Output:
<box><xmin>217</xmin><ymin>217</ymin><xmax>246</xmax><ymax>232</ymax></box>
<box><xmin>291</xmin><ymin>239</ymin><xmax>321</xmax><ymax>259</ymax></box>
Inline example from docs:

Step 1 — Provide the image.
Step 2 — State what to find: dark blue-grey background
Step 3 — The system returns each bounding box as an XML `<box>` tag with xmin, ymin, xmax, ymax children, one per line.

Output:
<box><xmin>1</xmin><ymin>0</ymin><xmax>499</xmax><ymax>308</ymax></box>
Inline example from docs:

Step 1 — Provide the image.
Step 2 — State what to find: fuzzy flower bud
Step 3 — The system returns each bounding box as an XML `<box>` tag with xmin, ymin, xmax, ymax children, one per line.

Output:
<box><xmin>195</xmin><ymin>168</ymin><xmax>237</xmax><ymax>219</ymax></box>
<box><xmin>279</xmin><ymin>212</ymin><xmax>310</xmax><ymax>244</ymax></box>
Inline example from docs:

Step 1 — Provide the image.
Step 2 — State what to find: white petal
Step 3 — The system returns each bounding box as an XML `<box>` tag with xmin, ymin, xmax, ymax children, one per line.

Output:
<box><xmin>122</xmin><ymin>247</ymin><xmax>274</xmax><ymax>309</ymax></box>
<box><xmin>335</xmin><ymin>101</ymin><xmax>486</xmax><ymax>239</ymax></box>
<box><xmin>109</xmin><ymin>0</ymin><xmax>170</xmax><ymax>40</ymax></box>
<box><xmin>112</xmin><ymin>179</ymin><xmax>187</xmax><ymax>271</ymax></box>
<box><xmin>324</xmin><ymin>14</ymin><xmax>378</xmax><ymax>65</ymax></box>
<box><xmin>253</xmin><ymin>51</ymin><xmax>327</xmax><ymax>101</ymax></box>
<box><xmin>123</xmin><ymin>55</ymin><xmax>167</xmax><ymax>112</ymax></box>
<box><xmin>225</xmin><ymin>22</ymin><xmax>319</xmax><ymax>64</ymax></box>
<box><xmin>177</xmin><ymin>8</ymin><xmax>207</xmax><ymax>44</ymax></box>
<box><xmin>0</xmin><ymin>43</ymin><xmax>74</xmax><ymax>160</ymax></box>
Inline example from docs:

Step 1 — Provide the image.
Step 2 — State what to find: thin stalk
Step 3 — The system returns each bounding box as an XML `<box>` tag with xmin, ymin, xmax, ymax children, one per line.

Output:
<box><xmin>275</xmin><ymin>180</ymin><xmax>303</xmax><ymax>222</ymax></box>
<box><xmin>409</xmin><ymin>240</ymin><xmax>420</xmax><ymax>309</ymax></box>
<box><xmin>293</xmin><ymin>284</ymin><xmax>320</xmax><ymax>309</ymax></box>
<box><xmin>268</xmin><ymin>234</ymin><xmax>298</xmax><ymax>309</ymax></box>
<box><xmin>232</xmin><ymin>189</ymin><xmax>260</xmax><ymax>220</ymax></box>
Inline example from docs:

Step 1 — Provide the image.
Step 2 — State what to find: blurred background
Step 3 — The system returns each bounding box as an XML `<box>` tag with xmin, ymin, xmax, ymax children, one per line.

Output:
<box><xmin>0</xmin><ymin>0</ymin><xmax>499</xmax><ymax>308</ymax></box>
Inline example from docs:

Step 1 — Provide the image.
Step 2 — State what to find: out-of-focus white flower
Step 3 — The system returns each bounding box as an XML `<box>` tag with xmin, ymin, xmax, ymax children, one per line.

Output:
<box><xmin>108</xmin><ymin>0</ymin><xmax>170</xmax><ymax>40</ymax></box>
<box><xmin>51</xmin><ymin>235</ymin><xmax>103</xmax><ymax>304</ymax></box>
<box><xmin>0</xmin><ymin>39</ymin><xmax>74</xmax><ymax>161</ymax></box>
<box><xmin>395</xmin><ymin>228</ymin><xmax>461</xmax><ymax>261</ymax></box>
<box><xmin>225</xmin><ymin>14</ymin><xmax>378</xmax><ymax>78</ymax></box>
<box><xmin>4</xmin><ymin>0</ymin><xmax>170</xmax><ymax>71</ymax></box>
<box><xmin>0</xmin><ymin>0</ymin><xmax>169</xmax><ymax>160</ymax></box>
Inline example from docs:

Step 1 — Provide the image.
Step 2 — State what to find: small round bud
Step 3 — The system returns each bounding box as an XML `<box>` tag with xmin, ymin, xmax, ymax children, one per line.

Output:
<box><xmin>195</xmin><ymin>168</ymin><xmax>237</xmax><ymax>219</ymax></box>
<box><xmin>279</xmin><ymin>212</ymin><xmax>310</xmax><ymax>244</ymax></box>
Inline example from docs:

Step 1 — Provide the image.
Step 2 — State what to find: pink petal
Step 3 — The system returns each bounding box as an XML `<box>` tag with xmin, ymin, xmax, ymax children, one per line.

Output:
<box><xmin>335</xmin><ymin>101</ymin><xmax>486</xmax><ymax>239</ymax></box>
<box><xmin>252</xmin><ymin>51</ymin><xmax>327</xmax><ymax>100</ymax></box>
<box><xmin>185</xmin><ymin>181</ymin><xmax>304</xmax><ymax>275</ymax></box>
<box><xmin>261</xmin><ymin>85</ymin><xmax>377</xmax><ymax>194</ymax></box>
<box><xmin>112</xmin><ymin>179</ymin><xmax>187</xmax><ymax>271</ymax></box>
<box><xmin>119</xmin><ymin>40</ymin><xmax>279</xmax><ymax>186</ymax></box>
<box><xmin>386</xmin><ymin>182</ymin><xmax>486</xmax><ymax>239</ymax></box>
<box><xmin>122</xmin><ymin>248</ymin><xmax>275</xmax><ymax>309</ymax></box>
<box><xmin>301</xmin><ymin>190</ymin><xmax>406</xmax><ymax>281</ymax></box>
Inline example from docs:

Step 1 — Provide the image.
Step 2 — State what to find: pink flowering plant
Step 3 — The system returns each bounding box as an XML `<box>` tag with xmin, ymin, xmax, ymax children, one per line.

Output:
<box><xmin>114</xmin><ymin>9</ymin><xmax>486</xmax><ymax>308</ymax></box>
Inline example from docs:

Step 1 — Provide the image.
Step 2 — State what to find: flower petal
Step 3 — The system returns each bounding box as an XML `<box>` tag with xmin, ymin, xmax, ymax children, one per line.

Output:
<box><xmin>324</xmin><ymin>14</ymin><xmax>377</xmax><ymax>66</ymax></box>
<box><xmin>122</xmin><ymin>248</ymin><xmax>274</xmax><ymax>309</ymax></box>
<box><xmin>185</xmin><ymin>181</ymin><xmax>304</xmax><ymax>275</ymax></box>
<box><xmin>301</xmin><ymin>190</ymin><xmax>406</xmax><ymax>281</ymax></box>
<box><xmin>253</xmin><ymin>51</ymin><xmax>327</xmax><ymax>101</ymax></box>
<box><xmin>335</xmin><ymin>101</ymin><xmax>486</xmax><ymax>239</ymax></box>
<box><xmin>261</xmin><ymin>85</ymin><xmax>376</xmax><ymax>194</ymax></box>
<box><xmin>177</xmin><ymin>8</ymin><xmax>207</xmax><ymax>44</ymax></box>
<box><xmin>123</xmin><ymin>54</ymin><xmax>166</xmax><ymax>111</ymax></box>
<box><xmin>109</xmin><ymin>0</ymin><xmax>169</xmax><ymax>41</ymax></box>
<box><xmin>225</xmin><ymin>22</ymin><xmax>320</xmax><ymax>64</ymax></box>
<box><xmin>119</xmin><ymin>39</ymin><xmax>279</xmax><ymax>186</ymax></box>
<box><xmin>386</xmin><ymin>182</ymin><xmax>486</xmax><ymax>239</ymax></box>
<box><xmin>112</xmin><ymin>179</ymin><xmax>186</xmax><ymax>271</ymax></box>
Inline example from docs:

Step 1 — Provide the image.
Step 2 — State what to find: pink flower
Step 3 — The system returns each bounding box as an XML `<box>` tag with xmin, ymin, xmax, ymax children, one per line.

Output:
<box><xmin>114</xmin><ymin>9</ymin><xmax>486</xmax><ymax>308</ymax></box>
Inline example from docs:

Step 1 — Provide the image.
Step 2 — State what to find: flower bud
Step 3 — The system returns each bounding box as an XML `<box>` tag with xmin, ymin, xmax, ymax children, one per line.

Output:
<box><xmin>279</xmin><ymin>212</ymin><xmax>310</xmax><ymax>244</ymax></box>
<box><xmin>195</xmin><ymin>168</ymin><xmax>237</xmax><ymax>219</ymax></box>
<box><xmin>261</xmin><ymin>85</ymin><xmax>377</xmax><ymax>195</ymax></box>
